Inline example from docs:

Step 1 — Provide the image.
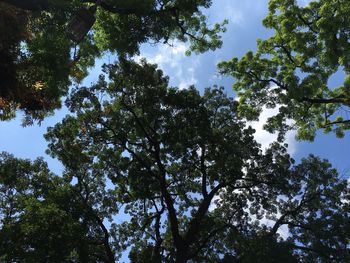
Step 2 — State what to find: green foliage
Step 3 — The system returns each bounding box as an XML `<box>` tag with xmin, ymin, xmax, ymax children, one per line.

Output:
<box><xmin>43</xmin><ymin>61</ymin><xmax>350</xmax><ymax>262</ymax></box>
<box><xmin>0</xmin><ymin>152</ymin><xmax>119</xmax><ymax>262</ymax></box>
<box><xmin>0</xmin><ymin>0</ymin><xmax>226</xmax><ymax>122</ymax></box>
<box><xmin>219</xmin><ymin>0</ymin><xmax>350</xmax><ymax>140</ymax></box>
<box><xmin>2</xmin><ymin>1</ymin><xmax>349</xmax><ymax>262</ymax></box>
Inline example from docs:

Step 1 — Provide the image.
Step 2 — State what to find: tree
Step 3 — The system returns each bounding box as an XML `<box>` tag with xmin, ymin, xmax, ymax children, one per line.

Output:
<box><xmin>0</xmin><ymin>0</ymin><xmax>226</xmax><ymax>122</ymax></box>
<box><xmin>0</xmin><ymin>152</ymin><xmax>121</xmax><ymax>262</ymax></box>
<box><xmin>42</xmin><ymin>60</ymin><xmax>350</xmax><ymax>262</ymax></box>
<box><xmin>218</xmin><ymin>0</ymin><xmax>350</xmax><ymax>140</ymax></box>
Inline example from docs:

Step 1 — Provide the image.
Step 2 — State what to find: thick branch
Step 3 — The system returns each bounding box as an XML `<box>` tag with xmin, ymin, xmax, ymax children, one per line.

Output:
<box><xmin>1</xmin><ymin>0</ymin><xmax>140</xmax><ymax>14</ymax></box>
<box><xmin>200</xmin><ymin>145</ymin><xmax>208</xmax><ymax>197</ymax></box>
<box><xmin>0</xmin><ymin>0</ymin><xmax>48</xmax><ymax>10</ymax></box>
<box><xmin>151</xmin><ymin>199</ymin><xmax>165</xmax><ymax>263</ymax></box>
<box><xmin>268</xmin><ymin>190</ymin><xmax>320</xmax><ymax>236</ymax></box>
<box><xmin>183</xmin><ymin>182</ymin><xmax>227</xmax><ymax>251</ymax></box>
<box><xmin>321</xmin><ymin>119</ymin><xmax>350</xmax><ymax>127</ymax></box>
<box><xmin>276</xmin><ymin>43</ymin><xmax>299</xmax><ymax>67</ymax></box>
<box><xmin>246</xmin><ymin>70</ymin><xmax>289</xmax><ymax>91</ymax></box>
<box><xmin>93</xmin><ymin>213</ymin><xmax>115</xmax><ymax>263</ymax></box>
<box><xmin>155</xmin><ymin>145</ymin><xmax>184</xmax><ymax>257</ymax></box>
<box><xmin>301</xmin><ymin>96</ymin><xmax>350</xmax><ymax>105</ymax></box>
<box><xmin>75</xmin><ymin>188</ymin><xmax>115</xmax><ymax>263</ymax></box>
<box><xmin>190</xmin><ymin>221</ymin><xmax>237</xmax><ymax>258</ymax></box>
<box><xmin>84</xmin><ymin>0</ymin><xmax>145</xmax><ymax>15</ymax></box>
<box><xmin>296</xmin><ymin>13</ymin><xmax>318</xmax><ymax>34</ymax></box>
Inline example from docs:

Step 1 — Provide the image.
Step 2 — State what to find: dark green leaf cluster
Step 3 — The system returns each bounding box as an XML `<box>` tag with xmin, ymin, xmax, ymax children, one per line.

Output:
<box><xmin>0</xmin><ymin>0</ymin><xmax>226</xmax><ymax>122</ymax></box>
<box><xmin>0</xmin><ymin>152</ymin><xmax>120</xmax><ymax>262</ymax></box>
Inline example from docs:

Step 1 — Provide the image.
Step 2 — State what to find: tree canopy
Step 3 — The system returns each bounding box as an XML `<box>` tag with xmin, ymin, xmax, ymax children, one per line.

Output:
<box><xmin>1</xmin><ymin>1</ymin><xmax>350</xmax><ymax>262</ymax></box>
<box><xmin>0</xmin><ymin>152</ymin><xmax>121</xmax><ymax>262</ymax></box>
<box><xmin>219</xmin><ymin>0</ymin><xmax>350</xmax><ymax>140</ymax></box>
<box><xmin>0</xmin><ymin>0</ymin><xmax>226</xmax><ymax>122</ymax></box>
<box><xmin>41</xmin><ymin>61</ymin><xmax>350</xmax><ymax>262</ymax></box>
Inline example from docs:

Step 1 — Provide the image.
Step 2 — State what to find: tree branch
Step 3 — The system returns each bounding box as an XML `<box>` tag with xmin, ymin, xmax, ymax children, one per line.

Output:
<box><xmin>184</xmin><ymin>182</ymin><xmax>227</xmax><ymax>250</ymax></box>
<box><xmin>151</xmin><ymin>198</ymin><xmax>165</xmax><ymax>262</ymax></box>
<box><xmin>268</xmin><ymin>189</ymin><xmax>320</xmax><ymax>236</ymax></box>
<box><xmin>74</xmin><ymin>188</ymin><xmax>115</xmax><ymax>263</ymax></box>
<box><xmin>200</xmin><ymin>145</ymin><xmax>208</xmax><ymax>197</ymax></box>
<box><xmin>296</xmin><ymin>13</ymin><xmax>318</xmax><ymax>34</ymax></box>
<box><xmin>84</xmin><ymin>0</ymin><xmax>144</xmax><ymax>15</ymax></box>
<box><xmin>246</xmin><ymin>70</ymin><xmax>289</xmax><ymax>91</ymax></box>
<box><xmin>0</xmin><ymin>0</ymin><xmax>48</xmax><ymax>11</ymax></box>
<box><xmin>322</xmin><ymin>119</ymin><xmax>350</xmax><ymax>127</ymax></box>
<box><xmin>301</xmin><ymin>96</ymin><xmax>350</xmax><ymax>105</ymax></box>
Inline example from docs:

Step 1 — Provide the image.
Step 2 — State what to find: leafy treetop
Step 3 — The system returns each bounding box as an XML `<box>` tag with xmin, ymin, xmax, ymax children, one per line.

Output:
<box><xmin>219</xmin><ymin>0</ymin><xmax>350</xmax><ymax>141</ymax></box>
<box><xmin>0</xmin><ymin>152</ymin><xmax>121</xmax><ymax>262</ymax></box>
<box><xmin>0</xmin><ymin>0</ymin><xmax>226</xmax><ymax>123</ymax></box>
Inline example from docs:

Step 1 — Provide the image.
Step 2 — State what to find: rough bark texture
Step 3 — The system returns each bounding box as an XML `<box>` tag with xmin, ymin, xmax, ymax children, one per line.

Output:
<box><xmin>0</xmin><ymin>0</ymin><xmax>48</xmax><ymax>11</ymax></box>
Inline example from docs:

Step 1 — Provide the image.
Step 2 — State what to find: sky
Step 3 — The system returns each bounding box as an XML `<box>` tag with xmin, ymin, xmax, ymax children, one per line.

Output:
<box><xmin>1</xmin><ymin>0</ymin><xmax>350</xmax><ymax>185</ymax></box>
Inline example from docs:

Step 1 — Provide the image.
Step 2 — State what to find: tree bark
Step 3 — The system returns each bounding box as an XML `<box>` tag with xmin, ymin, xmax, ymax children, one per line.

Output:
<box><xmin>184</xmin><ymin>182</ymin><xmax>226</xmax><ymax>247</ymax></box>
<box><xmin>0</xmin><ymin>0</ymin><xmax>48</xmax><ymax>11</ymax></box>
<box><xmin>173</xmin><ymin>183</ymin><xmax>226</xmax><ymax>263</ymax></box>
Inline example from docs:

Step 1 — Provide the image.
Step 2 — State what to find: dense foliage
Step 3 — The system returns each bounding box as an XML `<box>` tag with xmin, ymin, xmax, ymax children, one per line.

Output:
<box><xmin>1</xmin><ymin>1</ymin><xmax>350</xmax><ymax>262</ymax></box>
<box><xmin>219</xmin><ymin>0</ymin><xmax>350</xmax><ymax>140</ymax></box>
<box><xmin>43</xmin><ymin>61</ymin><xmax>350</xmax><ymax>262</ymax></box>
<box><xmin>0</xmin><ymin>0</ymin><xmax>226</xmax><ymax>122</ymax></box>
<box><xmin>0</xmin><ymin>152</ymin><xmax>119</xmax><ymax>262</ymax></box>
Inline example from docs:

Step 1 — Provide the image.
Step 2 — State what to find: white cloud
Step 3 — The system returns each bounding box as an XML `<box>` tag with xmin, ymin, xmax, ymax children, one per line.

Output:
<box><xmin>135</xmin><ymin>42</ymin><xmax>199</xmax><ymax>90</ymax></box>
<box><xmin>248</xmin><ymin>106</ymin><xmax>297</xmax><ymax>156</ymax></box>
<box><xmin>238</xmin><ymin>85</ymin><xmax>297</xmax><ymax>156</ymax></box>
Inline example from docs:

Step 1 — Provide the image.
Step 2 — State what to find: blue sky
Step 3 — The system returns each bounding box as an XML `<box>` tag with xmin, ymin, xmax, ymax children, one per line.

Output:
<box><xmin>1</xmin><ymin>0</ymin><xmax>350</xmax><ymax>178</ymax></box>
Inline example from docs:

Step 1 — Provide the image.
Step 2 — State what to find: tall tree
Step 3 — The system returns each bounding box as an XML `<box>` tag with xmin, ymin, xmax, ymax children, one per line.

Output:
<box><xmin>219</xmin><ymin>0</ymin><xmax>350</xmax><ymax>140</ymax></box>
<box><xmin>43</xmin><ymin>60</ymin><xmax>350</xmax><ymax>262</ymax></box>
<box><xmin>0</xmin><ymin>0</ymin><xmax>226</xmax><ymax>122</ymax></box>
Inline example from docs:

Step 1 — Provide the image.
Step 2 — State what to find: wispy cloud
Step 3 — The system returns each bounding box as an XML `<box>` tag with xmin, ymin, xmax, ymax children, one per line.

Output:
<box><xmin>248</xmin><ymin>106</ymin><xmax>297</xmax><ymax>156</ymax></box>
<box><xmin>135</xmin><ymin>42</ymin><xmax>199</xmax><ymax>90</ymax></box>
<box><xmin>222</xmin><ymin>4</ymin><xmax>244</xmax><ymax>25</ymax></box>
